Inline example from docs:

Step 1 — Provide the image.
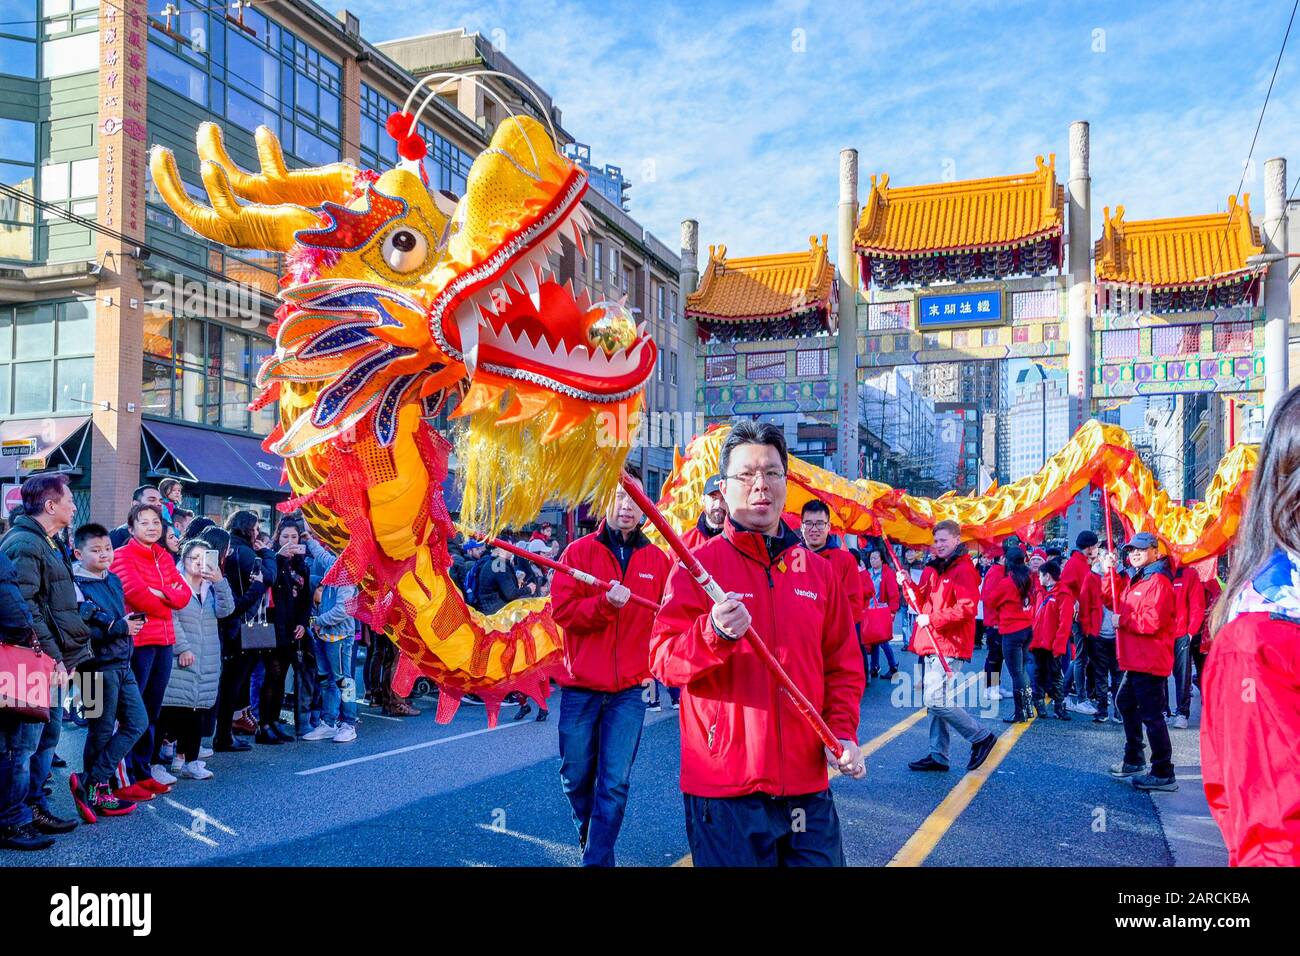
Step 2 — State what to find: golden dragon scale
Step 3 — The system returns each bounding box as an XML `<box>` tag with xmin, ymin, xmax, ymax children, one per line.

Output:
<box><xmin>150</xmin><ymin>115</ymin><xmax>653</xmax><ymax>723</ymax></box>
<box><xmin>653</xmin><ymin>420</ymin><xmax>1256</xmax><ymax>566</ymax></box>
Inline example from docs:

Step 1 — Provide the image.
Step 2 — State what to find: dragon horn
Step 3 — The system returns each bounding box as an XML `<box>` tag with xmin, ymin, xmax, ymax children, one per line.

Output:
<box><xmin>196</xmin><ymin>122</ymin><xmax>357</xmax><ymax>208</ymax></box>
<box><xmin>149</xmin><ymin>145</ymin><xmax>319</xmax><ymax>252</ymax></box>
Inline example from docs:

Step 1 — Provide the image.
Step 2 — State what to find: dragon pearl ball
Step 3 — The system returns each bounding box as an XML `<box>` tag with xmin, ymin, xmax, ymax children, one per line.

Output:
<box><xmin>585</xmin><ymin>302</ymin><xmax>638</xmax><ymax>354</ymax></box>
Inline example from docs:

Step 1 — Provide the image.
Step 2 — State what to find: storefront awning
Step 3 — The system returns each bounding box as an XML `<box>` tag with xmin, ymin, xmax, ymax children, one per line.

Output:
<box><xmin>0</xmin><ymin>417</ymin><xmax>91</xmax><ymax>480</ymax></box>
<box><xmin>142</xmin><ymin>420</ymin><xmax>286</xmax><ymax>494</ymax></box>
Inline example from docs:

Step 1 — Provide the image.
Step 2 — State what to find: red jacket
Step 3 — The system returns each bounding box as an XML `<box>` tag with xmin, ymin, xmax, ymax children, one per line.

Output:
<box><xmin>1102</xmin><ymin>560</ymin><xmax>1176</xmax><ymax>676</ymax></box>
<box><xmin>679</xmin><ymin>513</ymin><xmax>724</xmax><ymax>553</ymax></box>
<box><xmin>649</xmin><ymin>518</ymin><xmax>863</xmax><ymax>798</ymax></box>
<box><xmin>1172</xmin><ymin>566</ymin><xmax>1207</xmax><ymax>639</ymax></box>
<box><xmin>1059</xmin><ymin>551</ymin><xmax>1102</xmax><ymax>637</ymax></box>
<box><xmin>1202</xmin><ymin>577</ymin><xmax>1223</xmax><ymax>640</ymax></box>
<box><xmin>987</xmin><ymin>574</ymin><xmax>1033</xmax><ymax>634</ymax></box>
<box><xmin>111</xmin><ymin>538</ymin><xmax>190</xmax><ymax>647</ymax></box>
<box><xmin>1201</xmin><ymin>612</ymin><xmax>1300</xmax><ymax>866</ymax></box>
<box><xmin>860</xmin><ymin>568</ymin><xmax>900</xmax><ymax>612</ymax></box>
<box><xmin>980</xmin><ymin>563</ymin><xmax>1006</xmax><ymax>629</ymax></box>
<box><xmin>811</xmin><ymin>542</ymin><xmax>865</xmax><ymax>625</ymax></box>
<box><xmin>1029</xmin><ymin>587</ymin><xmax>1071</xmax><ymax>655</ymax></box>
<box><xmin>913</xmin><ymin>551</ymin><xmax>980</xmax><ymax>661</ymax></box>
<box><xmin>550</xmin><ymin>521</ymin><xmax>671</xmax><ymax>693</ymax></box>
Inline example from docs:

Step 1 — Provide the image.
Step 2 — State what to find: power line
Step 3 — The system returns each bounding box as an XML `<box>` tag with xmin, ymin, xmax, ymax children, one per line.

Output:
<box><xmin>1196</xmin><ymin>0</ymin><xmax>1298</xmax><ymax>312</ymax></box>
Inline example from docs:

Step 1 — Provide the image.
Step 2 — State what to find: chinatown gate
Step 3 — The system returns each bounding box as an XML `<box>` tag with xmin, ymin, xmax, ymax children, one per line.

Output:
<box><xmin>680</xmin><ymin>121</ymin><xmax>1289</xmax><ymax>538</ymax></box>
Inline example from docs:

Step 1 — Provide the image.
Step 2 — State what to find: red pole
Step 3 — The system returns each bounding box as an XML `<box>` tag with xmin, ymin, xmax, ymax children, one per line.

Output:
<box><xmin>1101</xmin><ymin>486</ymin><xmax>1121</xmax><ymax>615</ymax></box>
<box><xmin>476</xmin><ymin>534</ymin><xmax>662</xmax><ymax>613</ymax></box>
<box><xmin>617</xmin><ymin>473</ymin><xmax>846</xmax><ymax>759</ymax></box>
<box><xmin>875</xmin><ymin>526</ymin><xmax>952</xmax><ymax>675</ymax></box>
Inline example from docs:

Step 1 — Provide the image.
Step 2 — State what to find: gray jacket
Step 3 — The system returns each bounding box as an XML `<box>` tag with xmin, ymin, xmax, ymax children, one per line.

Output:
<box><xmin>163</xmin><ymin>578</ymin><xmax>234</xmax><ymax>711</ymax></box>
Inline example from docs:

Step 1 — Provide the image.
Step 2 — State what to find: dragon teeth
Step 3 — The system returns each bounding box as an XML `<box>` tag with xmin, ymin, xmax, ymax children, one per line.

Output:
<box><xmin>456</xmin><ymin>308</ymin><xmax>480</xmax><ymax>379</ymax></box>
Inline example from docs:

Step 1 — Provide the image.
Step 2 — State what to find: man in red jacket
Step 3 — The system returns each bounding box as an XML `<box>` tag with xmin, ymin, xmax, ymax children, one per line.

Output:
<box><xmin>549</xmin><ymin>473</ymin><xmax>671</xmax><ymax>867</ymax></box>
<box><xmin>679</xmin><ymin>475</ymin><xmax>727</xmax><ymax>552</ymax></box>
<box><xmin>650</xmin><ymin>420</ymin><xmax>864</xmax><ymax>867</ymax></box>
<box><xmin>1101</xmin><ymin>532</ymin><xmax>1177</xmax><ymax>792</ymax></box>
<box><xmin>799</xmin><ymin>498</ymin><xmax>865</xmax><ymax>640</ymax></box>
<box><xmin>903</xmin><ymin>520</ymin><xmax>999</xmax><ymax>773</ymax></box>
<box><xmin>1168</xmin><ymin>563</ymin><xmax>1205</xmax><ymax>729</ymax></box>
<box><xmin>1059</xmin><ymin>531</ymin><xmax>1102</xmax><ymax>715</ymax></box>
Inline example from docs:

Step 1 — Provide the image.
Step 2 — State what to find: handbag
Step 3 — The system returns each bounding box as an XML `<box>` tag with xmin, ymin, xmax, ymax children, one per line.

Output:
<box><xmin>0</xmin><ymin>640</ymin><xmax>56</xmax><ymax>721</ymax></box>
<box><xmin>862</xmin><ymin>605</ymin><xmax>894</xmax><ymax>646</ymax></box>
<box><xmin>240</xmin><ymin>597</ymin><xmax>276</xmax><ymax>651</ymax></box>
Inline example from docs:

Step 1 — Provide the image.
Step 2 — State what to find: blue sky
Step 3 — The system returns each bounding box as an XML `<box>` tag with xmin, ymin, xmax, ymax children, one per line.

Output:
<box><xmin>323</xmin><ymin>0</ymin><xmax>1299</xmax><ymax>262</ymax></box>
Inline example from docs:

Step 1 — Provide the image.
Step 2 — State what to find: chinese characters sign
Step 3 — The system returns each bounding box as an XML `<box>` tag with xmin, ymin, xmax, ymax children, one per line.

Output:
<box><xmin>98</xmin><ymin>0</ymin><xmax>148</xmax><ymax>241</ymax></box>
<box><xmin>917</xmin><ymin>290</ymin><xmax>1003</xmax><ymax>328</ymax></box>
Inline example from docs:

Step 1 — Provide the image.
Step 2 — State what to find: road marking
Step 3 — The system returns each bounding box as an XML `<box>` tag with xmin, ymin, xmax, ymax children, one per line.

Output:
<box><xmin>365</xmin><ymin>713</ymin><xmax>403</xmax><ymax>722</ymax></box>
<box><xmin>296</xmin><ymin>719</ymin><xmax>529</xmax><ymax>775</ymax></box>
<box><xmin>173</xmin><ymin>821</ymin><xmax>219</xmax><ymax>847</ymax></box>
<box><xmin>163</xmin><ymin>797</ymin><xmax>238</xmax><ymax>836</ymax></box>
<box><xmin>474</xmin><ymin>824</ymin><xmax>580</xmax><ymax>861</ymax></box>
<box><xmin>886</xmin><ymin>716</ymin><xmax>1034</xmax><ymax>867</ymax></box>
<box><xmin>673</xmin><ymin>687</ymin><xmax>956</xmax><ymax>867</ymax></box>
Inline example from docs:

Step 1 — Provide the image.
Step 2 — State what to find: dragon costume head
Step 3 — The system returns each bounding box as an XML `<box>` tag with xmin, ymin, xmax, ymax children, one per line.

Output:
<box><xmin>149</xmin><ymin>94</ymin><xmax>654</xmax><ymax>717</ymax></box>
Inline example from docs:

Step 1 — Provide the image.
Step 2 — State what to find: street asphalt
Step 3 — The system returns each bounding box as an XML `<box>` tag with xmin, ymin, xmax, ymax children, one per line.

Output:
<box><xmin>0</xmin><ymin>641</ymin><xmax>1226</xmax><ymax>868</ymax></box>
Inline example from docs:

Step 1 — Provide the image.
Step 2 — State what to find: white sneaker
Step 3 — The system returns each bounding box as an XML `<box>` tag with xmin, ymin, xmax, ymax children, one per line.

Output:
<box><xmin>301</xmin><ymin>722</ymin><xmax>339</xmax><ymax>741</ymax></box>
<box><xmin>170</xmin><ymin>754</ymin><xmax>184</xmax><ymax>774</ymax></box>
<box><xmin>1074</xmin><ymin>700</ymin><xmax>1099</xmax><ymax>716</ymax></box>
<box><xmin>150</xmin><ymin>764</ymin><xmax>178</xmax><ymax>786</ymax></box>
<box><xmin>198</xmin><ymin>746</ymin><xmax>213</xmax><ymax>760</ymax></box>
<box><xmin>672</xmin><ymin>700</ymin><xmax>680</xmax><ymax>710</ymax></box>
<box><xmin>1171</xmin><ymin>715</ymin><xmax>1189</xmax><ymax>729</ymax></box>
<box><xmin>160</xmin><ymin>740</ymin><xmax>176</xmax><ymax>761</ymax></box>
<box><xmin>332</xmin><ymin>724</ymin><xmax>357</xmax><ymax>743</ymax></box>
<box><xmin>180</xmin><ymin>760</ymin><xmax>214</xmax><ymax>780</ymax></box>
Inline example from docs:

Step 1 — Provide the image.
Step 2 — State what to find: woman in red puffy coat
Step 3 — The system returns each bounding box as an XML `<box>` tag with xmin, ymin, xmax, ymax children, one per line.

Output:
<box><xmin>1029</xmin><ymin>560</ymin><xmax>1073</xmax><ymax>721</ymax></box>
<box><xmin>1202</xmin><ymin>385</ymin><xmax>1300</xmax><ymax>866</ymax></box>
<box><xmin>112</xmin><ymin>502</ymin><xmax>191</xmax><ymax>793</ymax></box>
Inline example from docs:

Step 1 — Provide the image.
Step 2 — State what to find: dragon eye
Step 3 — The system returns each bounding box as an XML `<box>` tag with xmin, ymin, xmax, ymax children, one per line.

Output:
<box><xmin>381</xmin><ymin>228</ymin><xmax>427</xmax><ymax>273</ymax></box>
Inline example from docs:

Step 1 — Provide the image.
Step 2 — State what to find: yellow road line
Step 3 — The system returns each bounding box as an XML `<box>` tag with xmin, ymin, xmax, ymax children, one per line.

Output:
<box><xmin>885</xmin><ymin>716</ymin><xmax>1034</xmax><ymax>867</ymax></box>
<box><xmin>671</xmin><ymin>690</ymin><xmax>951</xmax><ymax>867</ymax></box>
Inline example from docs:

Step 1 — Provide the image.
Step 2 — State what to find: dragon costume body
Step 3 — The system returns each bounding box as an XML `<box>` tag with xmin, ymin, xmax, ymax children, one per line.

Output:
<box><xmin>151</xmin><ymin>100</ymin><xmax>1253</xmax><ymax>724</ymax></box>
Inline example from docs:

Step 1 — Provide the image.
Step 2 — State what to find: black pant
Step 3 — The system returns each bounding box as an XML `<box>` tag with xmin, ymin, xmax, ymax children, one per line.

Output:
<box><xmin>214</xmin><ymin>648</ymin><xmax>258</xmax><ymax>746</ymax></box>
<box><xmin>1117</xmin><ymin>671</ymin><xmax>1174</xmax><ymax>778</ymax></box>
<box><xmin>261</xmin><ymin>645</ymin><xmax>294</xmax><ymax>729</ymax></box>
<box><xmin>684</xmin><ymin>790</ymin><xmax>845</xmax><ymax>867</ymax></box>
<box><xmin>1031</xmin><ymin>647</ymin><xmax>1064</xmax><ymax>702</ymax></box>
<box><xmin>1086</xmin><ymin>636</ymin><xmax>1117</xmax><ymax>715</ymax></box>
<box><xmin>364</xmin><ymin>626</ymin><xmax>397</xmax><ymax>707</ymax></box>
<box><xmin>159</xmin><ymin>706</ymin><xmax>203</xmax><ymax>762</ymax></box>
<box><xmin>982</xmin><ymin>626</ymin><xmax>1003</xmax><ymax>676</ymax></box>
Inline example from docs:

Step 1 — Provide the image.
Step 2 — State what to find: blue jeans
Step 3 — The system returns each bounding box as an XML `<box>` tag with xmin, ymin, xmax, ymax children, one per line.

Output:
<box><xmin>557</xmin><ymin>684</ymin><xmax>646</xmax><ymax>866</ymax></box>
<box><xmin>869</xmin><ymin>641</ymin><xmax>898</xmax><ymax>673</ymax></box>
<box><xmin>1001</xmin><ymin>627</ymin><xmax>1032</xmax><ymax>692</ymax></box>
<box><xmin>26</xmin><ymin>703</ymin><xmax>62</xmax><ymax>811</ymax></box>
<box><xmin>81</xmin><ymin>667</ymin><xmax>148</xmax><ymax>787</ymax></box>
<box><xmin>0</xmin><ymin>713</ymin><xmax>42</xmax><ymax>828</ymax></box>
<box><xmin>128</xmin><ymin>644</ymin><xmax>173</xmax><ymax>782</ymax></box>
<box><xmin>314</xmin><ymin>636</ymin><xmax>356</xmax><ymax>727</ymax></box>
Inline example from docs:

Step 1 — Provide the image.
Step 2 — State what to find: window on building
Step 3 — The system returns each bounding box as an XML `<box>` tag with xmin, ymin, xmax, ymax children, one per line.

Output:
<box><xmin>1101</xmin><ymin>328</ymin><xmax>1140</xmax><ymax>361</ymax></box>
<box><xmin>795</xmin><ymin>349</ymin><xmax>829</xmax><ymax>377</ymax></box>
<box><xmin>38</xmin><ymin>157</ymin><xmax>98</xmax><ymax>221</ymax></box>
<box><xmin>670</xmin><ymin>350</ymin><xmax>677</xmax><ymax>386</ymax></box>
<box><xmin>142</xmin><ymin>303</ymin><xmax>275</xmax><ymax>435</ymax></box>
<box><xmin>1151</xmin><ymin>324</ymin><xmax>1200</xmax><ymax>357</ymax></box>
<box><xmin>1213</xmin><ymin>321</ymin><xmax>1254</xmax><ymax>354</ymax></box>
<box><xmin>657</xmin><ymin>284</ymin><xmax>666</xmax><ymax>321</ymax></box>
<box><xmin>0</xmin><ymin>118</ymin><xmax>36</xmax><ymax>260</ymax></box>
<box><xmin>0</xmin><ymin>299</ymin><xmax>95</xmax><ymax>416</ymax></box>
<box><xmin>705</xmin><ymin>354</ymin><xmax>736</xmax><ymax>382</ymax></box>
<box><xmin>746</xmin><ymin>351</ymin><xmax>785</xmax><ymax>380</ymax></box>
<box><xmin>40</xmin><ymin>0</ymin><xmax>98</xmax><ymax>79</ymax></box>
<box><xmin>593</xmin><ymin>241</ymin><xmax>604</xmax><ymax>282</ymax></box>
<box><xmin>0</xmin><ymin>0</ymin><xmax>37</xmax><ymax>78</ymax></box>
<box><xmin>656</xmin><ymin>350</ymin><xmax>663</xmax><ymax>383</ymax></box>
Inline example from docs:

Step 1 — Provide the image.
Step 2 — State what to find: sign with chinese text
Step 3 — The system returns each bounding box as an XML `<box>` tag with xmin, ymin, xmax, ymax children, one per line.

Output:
<box><xmin>917</xmin><ymin>290</ymin><xmax>1003</xmax><ymax>329</ymax></box>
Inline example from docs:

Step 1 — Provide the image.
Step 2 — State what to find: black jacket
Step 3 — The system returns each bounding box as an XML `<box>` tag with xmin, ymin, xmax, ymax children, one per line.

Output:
<box><xmin>109</xmin><ymin>524</ymin><xmax>131</xmax><ymax>550</ymax></box>
<box><xmin>272</xmin><ymin>552</ymin><xmax>313</xmax><ymax>647</ymax></box>
<box><xmin>73</xmin><ymin>565</ymin><xmax>133</xmax><ymax>670</ymax></box>
<box><xmin>0</xmin><ymin>550</ymin><xmax>35</xmax><ymax>644</ymax></box>
<box><xmin>219</xmin><ymin>535</ymin><xmax>277</xmax><ymax>651</ymax></box>
<box><xmin>0</xmin><ymin>514</ymin><xmax>91</xmax><ymax>667</ymax></box>
<box><xmin>474</xmin><ymin>557</ymin><xmax>522</xmax><ymax>615</ymax></box>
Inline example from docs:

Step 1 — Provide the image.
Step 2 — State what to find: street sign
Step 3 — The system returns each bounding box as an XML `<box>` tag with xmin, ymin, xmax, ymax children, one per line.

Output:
<box><xmin>17</xmin><ymin>456</ymin><xmax>47</xmax><ymax>473</ymax></box>
<box><xmin>1</xmin><ymin>439</ymin><xmax>36</xmax><ymax>458</ymax></box>
<box><xmin>2</xmin><ymin>483</ymin><xmax>21</xmax><ymax>515</ymax></box>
